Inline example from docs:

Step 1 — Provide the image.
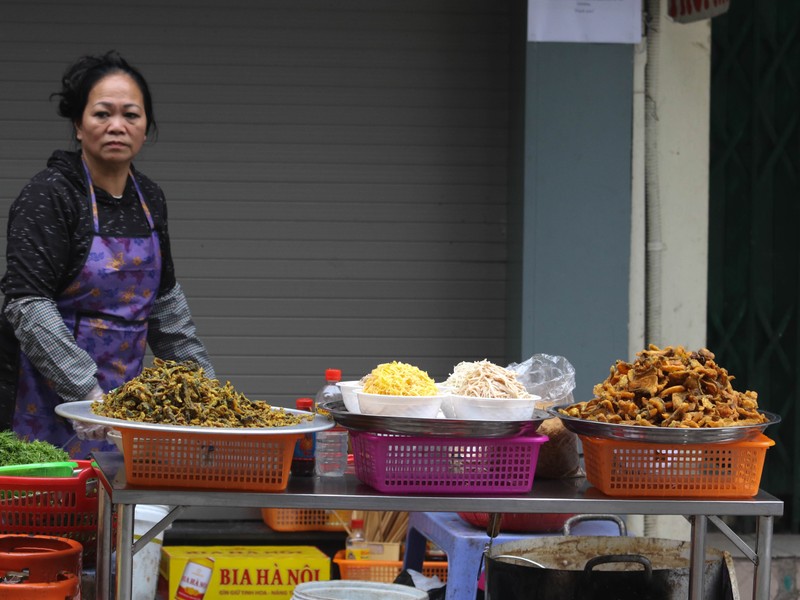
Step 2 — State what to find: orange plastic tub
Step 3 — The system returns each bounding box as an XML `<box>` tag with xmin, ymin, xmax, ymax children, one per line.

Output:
<box><xmin>580</xmin><ymin>432</ymin><xmax>774</xmax><ymax>497</ymax></box>
<box><xmin>0</xmin><ymin>535</ymin><xmax>81</xmax><ymax>599</ymax></box>
<box><xmin>0</xmin><ymin>535</ymin><xmax>82</xmax><ymax>582</ymax></box>
<box><xmin>0</xmin><ymin>572</ymin><xmax>80</xmax><ymax>599</ymax></box>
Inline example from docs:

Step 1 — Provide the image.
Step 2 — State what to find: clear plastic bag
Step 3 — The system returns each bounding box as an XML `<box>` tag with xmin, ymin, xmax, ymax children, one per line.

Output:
<box><xmin>506</xmin><ymin>354</ymin><xmax>576</xmax><ymax>410</ymax></box>
<box><xmin>507</xmin><ymin>354</ymin><xmax>583</xmax><ymax>479</ymax></box>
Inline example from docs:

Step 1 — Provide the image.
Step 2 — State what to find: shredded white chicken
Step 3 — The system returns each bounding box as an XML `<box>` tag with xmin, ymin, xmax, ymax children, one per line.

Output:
<box><xmin>445</xmin><ymin>360</ymin><xmax>532</xmax><ymax>398</ymax></box>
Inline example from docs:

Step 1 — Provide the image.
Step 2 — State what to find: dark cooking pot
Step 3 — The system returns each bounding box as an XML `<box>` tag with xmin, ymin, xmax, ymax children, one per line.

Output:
<box><xmin>484</xmin><ymin>515</ymin><xmax>736</xmax><ymax>600</ymax></box>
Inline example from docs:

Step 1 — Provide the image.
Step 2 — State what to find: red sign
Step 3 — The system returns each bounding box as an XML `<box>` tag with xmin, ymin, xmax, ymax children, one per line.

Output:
<box><xmin>668</xmin><ymin>0</ymin><xmax>731</xmax><ymax>22</ymax></box>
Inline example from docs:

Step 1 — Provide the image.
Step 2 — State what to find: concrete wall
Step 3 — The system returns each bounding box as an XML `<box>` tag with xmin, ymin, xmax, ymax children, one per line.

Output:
<box><xmin>510</xmin><ymin>41</ymin><xmax>634</xmax><ymax>404</ymax></box>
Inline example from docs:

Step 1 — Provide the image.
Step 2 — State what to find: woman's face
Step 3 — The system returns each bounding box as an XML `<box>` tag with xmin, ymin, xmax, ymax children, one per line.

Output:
<box><xmin>75</xmin><ymin>72</ymin><xmax>147</xmax><ymax>170</ymax></box>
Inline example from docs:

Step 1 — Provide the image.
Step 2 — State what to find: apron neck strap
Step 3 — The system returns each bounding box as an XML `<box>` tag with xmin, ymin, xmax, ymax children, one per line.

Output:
<box><xmin>81</xmin><ymin>158</ymin><xmax>154</xmax><ymax>232</ymax></box>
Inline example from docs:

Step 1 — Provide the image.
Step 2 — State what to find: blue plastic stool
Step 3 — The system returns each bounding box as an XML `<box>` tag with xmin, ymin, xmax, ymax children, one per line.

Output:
<box><xmin>403</xmin><ymin>512</ymin><xmax>622</xmax><ymax>600</ymax></box>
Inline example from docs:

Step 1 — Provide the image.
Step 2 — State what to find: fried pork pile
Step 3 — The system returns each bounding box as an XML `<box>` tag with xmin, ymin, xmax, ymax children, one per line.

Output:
<box><xmin>560</xmin><ymin>345</ymin><xmax>768</xmax><ymax>428</ymax></box>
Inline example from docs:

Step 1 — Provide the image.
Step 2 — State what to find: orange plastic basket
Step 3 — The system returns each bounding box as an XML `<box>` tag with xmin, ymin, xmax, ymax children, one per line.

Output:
<box><xmin>120</xmin><ymin>428</ymin><xmax>302</xmax><ymax>491</ymax></box>
<box><xmin>0</xmin><ymin>461</ymin><xmax>99</xmax><ymax>565</ymax></box>
<box><xmin>262</xmin><ymin>508</ymin><xmax>348</xmax><ymax>532</ymax></box>
<box><xmin>333</xmin><ymin>550</ymin><xmax>447</xmax><ymax>583</ymax></box>
<box><xmin>581</xmin><ymin>433</ymin><xmax>774</xmax><ymax>498</ymax></box>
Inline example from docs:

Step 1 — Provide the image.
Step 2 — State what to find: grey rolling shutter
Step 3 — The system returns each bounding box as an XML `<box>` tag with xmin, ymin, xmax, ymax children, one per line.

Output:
<box><xmin>0</xmin><ymin>0</ymin><xmax>510</xmax><ymax>404</ymax></box>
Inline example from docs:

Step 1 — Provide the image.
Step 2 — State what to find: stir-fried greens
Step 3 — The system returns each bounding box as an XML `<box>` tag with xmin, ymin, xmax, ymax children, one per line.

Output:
<box><xmin>92</xmin><ymin>359</ymin><xmax>311</xmax><ymax>428</ymax></box>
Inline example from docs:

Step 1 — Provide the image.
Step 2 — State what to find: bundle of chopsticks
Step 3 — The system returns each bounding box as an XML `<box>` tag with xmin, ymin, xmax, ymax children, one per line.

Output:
<box><xmin>333</xmin><ymin>510</ymin><xmax>409</xmax><ymax>543</ymax></box>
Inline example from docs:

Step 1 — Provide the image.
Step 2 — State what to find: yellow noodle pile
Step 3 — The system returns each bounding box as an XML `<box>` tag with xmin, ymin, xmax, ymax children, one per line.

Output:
<box><xmin>361</xmin><ymin>361</ymin><xmax>438</xmax><ymax>396</ymax></box>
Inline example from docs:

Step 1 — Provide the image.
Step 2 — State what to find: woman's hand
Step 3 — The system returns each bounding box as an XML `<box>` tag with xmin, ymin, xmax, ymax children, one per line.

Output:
<box><xmin>72</xmin><ymin>383</ymin><xmax>109</xmax><ymax>440</ymax></box>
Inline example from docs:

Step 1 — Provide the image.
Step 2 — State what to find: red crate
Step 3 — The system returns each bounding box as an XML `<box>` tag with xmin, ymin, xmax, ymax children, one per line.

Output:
<box><xmin>0</xmin><ymin>460</ymin><xmax>100</xmax><ymax>564</ymax></box>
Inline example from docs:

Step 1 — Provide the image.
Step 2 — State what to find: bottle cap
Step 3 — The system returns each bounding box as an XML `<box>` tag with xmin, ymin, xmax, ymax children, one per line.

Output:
<box><xmin>296</xmin><ymin>397</ymin><xmax>314</xmax><ymax>410</ymax></box>
<box><xmin>325</xmin><ymin>368</ymin><xmax>342</xmax><ymax>382</ymax></box>
<box><xmin>351</xmin><ymin>518</ymin><xmax>364</xmax><ymax>529</ymax></box>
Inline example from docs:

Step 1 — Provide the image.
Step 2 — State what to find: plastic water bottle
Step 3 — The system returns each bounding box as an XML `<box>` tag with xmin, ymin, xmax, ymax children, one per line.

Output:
<box><xmin>314</xmin><ymin>369</ymin><xmax>349</xmax><ymax>477</ymax></box>
<box><xmin>345</xmin><ymin>518</ymin><xmax>370</xmax><ymax>560</ymax></box>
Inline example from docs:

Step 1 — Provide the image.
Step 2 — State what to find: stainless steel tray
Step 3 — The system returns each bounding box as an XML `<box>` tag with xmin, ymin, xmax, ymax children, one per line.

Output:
<box><xmin>321</xmin><ymin>399</ymin><xmax>549</xmax><ymax>438</ymax></box>
<box><xmin>550</xmin><ymin>407</ymin><xmax>781</xmax><ymax>444</ymax></box>
<box><xmin>56</xmin><ymin>400</ymin><xmax>334</xmax><ymax>435</ymax></box>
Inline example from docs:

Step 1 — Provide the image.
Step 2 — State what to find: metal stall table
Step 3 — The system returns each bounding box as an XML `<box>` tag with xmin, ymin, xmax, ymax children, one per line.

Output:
<box><xmin>91</xmin><ymin>452</ymin><xmax>783</xmax><ymax>600</ymax></box>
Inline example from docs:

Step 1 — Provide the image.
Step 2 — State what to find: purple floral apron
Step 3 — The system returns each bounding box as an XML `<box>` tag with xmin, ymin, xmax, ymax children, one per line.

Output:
<box><xmin>13</xmin><ymin>160</ymin><xmax>162</xmax><ymax>458</ymax></box>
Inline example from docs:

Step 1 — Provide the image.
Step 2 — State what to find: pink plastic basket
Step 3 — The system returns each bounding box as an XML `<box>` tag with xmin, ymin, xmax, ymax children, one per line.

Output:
<box><xmin>350</xmin><ymin>431</ymin><xmax>548</xmax><ymax>494</ymax></box>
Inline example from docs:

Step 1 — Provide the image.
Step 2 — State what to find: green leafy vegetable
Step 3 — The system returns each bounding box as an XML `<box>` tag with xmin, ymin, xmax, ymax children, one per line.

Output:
<box><xmin>0</xmin><ymin>430</ymin><xmax>70</xmax><ymax>466</ymax></box>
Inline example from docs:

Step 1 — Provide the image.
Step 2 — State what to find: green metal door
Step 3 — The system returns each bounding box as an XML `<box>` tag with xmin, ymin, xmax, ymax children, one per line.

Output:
<box><xmin>708</xmin><ymin>0</ymin><xmax>800</xmax><ymax>531</ymax></box>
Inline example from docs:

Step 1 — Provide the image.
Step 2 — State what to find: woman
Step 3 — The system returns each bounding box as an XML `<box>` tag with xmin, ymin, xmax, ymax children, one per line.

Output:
<box><xmin>0</xmin><ymin>51</ymin><xmax>214</xmax><ymax>457</ymax></box>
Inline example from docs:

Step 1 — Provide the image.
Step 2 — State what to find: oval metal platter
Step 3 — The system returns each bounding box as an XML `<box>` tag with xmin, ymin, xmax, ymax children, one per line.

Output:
<box><xmin>320</xmin><ymin>399</ymin><xmax>549</xmax><ymax>438</ymax></box>
<box><xmin>550</xmin><ymin>406</ymin><xmax>781</xmax><ymax>444</ymax></box>
<box><xmin>55</xmin><ymin>400</ymin><xmax>334</xmax><ymax>435</ymax></box>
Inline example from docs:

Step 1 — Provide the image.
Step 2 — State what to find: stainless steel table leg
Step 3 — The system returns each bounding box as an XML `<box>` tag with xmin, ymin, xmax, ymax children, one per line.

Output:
<box><xmin>689</xmin><ymin>515</ymin><xmax>707</xmax><ymax>600</ymax></box>
<box><xmin>115</xmin><ymin>503</ymin><xmax>135</xmax><ymax>600</ymax></box>
<box><xmin>96</xmin><ymin>483</ymin><xmax>113</xmax><ymax>599</ymax></box>
<box><xmin>753</xmin><ymin>515</ymin><xmax>774</xmax><ymax>600</ymax></box>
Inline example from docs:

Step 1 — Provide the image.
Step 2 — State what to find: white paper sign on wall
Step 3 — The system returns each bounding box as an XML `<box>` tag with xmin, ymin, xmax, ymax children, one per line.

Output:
<box><xmin>527</xmin><ymin>0</ymin><xmax>643</xmax><ymax>44</ymax></box>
